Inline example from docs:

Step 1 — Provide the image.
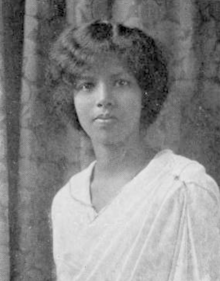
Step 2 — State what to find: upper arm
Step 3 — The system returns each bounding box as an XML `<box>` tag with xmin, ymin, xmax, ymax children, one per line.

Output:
<box><xmin>171</xmin><ymin>164</ymin><xmax>220</xmax><ymax>281</ymax></box>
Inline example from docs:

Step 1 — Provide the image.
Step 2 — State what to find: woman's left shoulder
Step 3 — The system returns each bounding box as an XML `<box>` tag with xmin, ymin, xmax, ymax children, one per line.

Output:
<box><xmin>168</xmin><ymin>151</ymin><xmax>220</xmax><ymax>200</ymax></box>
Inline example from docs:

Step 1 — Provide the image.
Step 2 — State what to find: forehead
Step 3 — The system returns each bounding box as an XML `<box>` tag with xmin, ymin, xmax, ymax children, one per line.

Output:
<box><xmin>81</xmin><ymin>55</ymin><xmax>130</xmax><ymax>78</ymax></box>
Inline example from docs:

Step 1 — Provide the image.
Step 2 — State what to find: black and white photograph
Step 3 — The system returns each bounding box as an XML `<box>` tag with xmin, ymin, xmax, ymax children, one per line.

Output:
<box><xmin>1</xmin><ymin>1</ymin><xmax>220</xmax><ymax>280</ymax></box>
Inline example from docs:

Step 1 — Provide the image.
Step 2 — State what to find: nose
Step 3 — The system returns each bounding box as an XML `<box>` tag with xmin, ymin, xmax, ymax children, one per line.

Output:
<box><xmin>96</xmin><ymin>81</ymin><xmax>114</xmax><ymax>108</ymax></box>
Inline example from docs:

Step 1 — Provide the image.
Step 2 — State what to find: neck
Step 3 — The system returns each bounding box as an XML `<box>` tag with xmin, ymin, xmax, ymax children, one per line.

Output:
<box><xmin>92</xmin><ymin>136</ymin><xmax>155</xmax><ymax>178</ymax></box>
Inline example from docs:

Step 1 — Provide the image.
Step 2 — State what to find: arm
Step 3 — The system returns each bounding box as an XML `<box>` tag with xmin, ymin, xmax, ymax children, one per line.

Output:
<box><xmin>124</xmin><ymin>165</ymin><xmax>220</xmax><ymax>281</ymax></box>
<box><xmin>171</xmin><ymin>174</ymin><xmax>220</xmax><ymax>280</ymax></box>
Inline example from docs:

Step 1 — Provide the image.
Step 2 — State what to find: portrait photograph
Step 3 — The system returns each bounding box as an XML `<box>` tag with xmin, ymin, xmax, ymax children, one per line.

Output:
<box><xmin>0</xmin><ymin>0</ymin><xmax>220</xmax><ymax>280</ymax></box>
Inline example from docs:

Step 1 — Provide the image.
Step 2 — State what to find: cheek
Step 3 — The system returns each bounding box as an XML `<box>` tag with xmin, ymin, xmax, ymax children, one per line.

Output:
<box><xmin>73</xmin><ymin>97</ymin><xmax>87</xmax><ymax>123</ymax></box>
<box><xmin>122</xmin><ymin>94</ymin><xmax>142</xmax><ymax>119</ymax></box>
<box><xmin>73</xmin><ymin>96</ymin><xmax>94</xmax><ymax>132</ymax></box>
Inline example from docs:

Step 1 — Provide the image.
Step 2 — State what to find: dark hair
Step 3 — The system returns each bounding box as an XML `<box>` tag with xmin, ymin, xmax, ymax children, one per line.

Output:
<box><xmin>47</xmin><ymin>20</ymin><xmax>169</xmax><ymax>131</ymax></box>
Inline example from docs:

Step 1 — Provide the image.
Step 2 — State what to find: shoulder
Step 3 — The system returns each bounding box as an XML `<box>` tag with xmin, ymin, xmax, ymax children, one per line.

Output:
<box><xmin>167</xmin><ymin>151</ymin><xmax>220</xmax><ymax>204</ymax></box>
<box><xmin>51</xmin><ymin>162</ymin><xmax>95</xmax><ymax>214</ymax></box>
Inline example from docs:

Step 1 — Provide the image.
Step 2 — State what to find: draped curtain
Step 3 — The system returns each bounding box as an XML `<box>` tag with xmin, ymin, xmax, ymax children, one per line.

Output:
<box><xmin>0</xmin><ymin>0</ymin><xmax>220</xmax><ymax>280</ymax></box>
<box><xmin>0</xmin><ymin>1</ymin><xmax>9</xmax><ymax>279</ymax></box>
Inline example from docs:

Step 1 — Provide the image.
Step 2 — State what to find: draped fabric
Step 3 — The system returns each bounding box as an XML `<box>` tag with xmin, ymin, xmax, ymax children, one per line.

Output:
<box><xmin>0</xmin><ymin>0</ymin><xmax>220</xmax><ymax>280</ymax></box>
<box><xmin>52</xmin><ymin>150</ymin><xmax>220</xmax><ymax>281</ymax></box>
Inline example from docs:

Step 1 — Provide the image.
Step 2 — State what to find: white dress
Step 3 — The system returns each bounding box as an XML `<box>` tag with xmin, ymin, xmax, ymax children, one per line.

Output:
<box><xmin>51</xmin><ymin>150</ymin><xmax>220</xmax><ymax>281</ymax></box>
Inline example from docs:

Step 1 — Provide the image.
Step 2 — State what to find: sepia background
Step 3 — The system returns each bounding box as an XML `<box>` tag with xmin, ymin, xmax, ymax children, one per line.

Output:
<box><xmin>1</xmin><ymin>0</ymin><xmax>220</xmax><ymax>280</ymax></box>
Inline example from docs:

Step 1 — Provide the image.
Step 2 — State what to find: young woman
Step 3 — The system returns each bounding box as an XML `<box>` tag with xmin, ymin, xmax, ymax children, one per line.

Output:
<box><xmin>50</xmin><ymin>20</ymin><xmax>220</xmax><ymax>281</ymax></box>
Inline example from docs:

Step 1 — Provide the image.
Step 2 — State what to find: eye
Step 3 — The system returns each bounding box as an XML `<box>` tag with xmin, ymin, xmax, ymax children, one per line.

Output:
<box><xmin>77</xmin><ymin>82</ymin><xmax>95</xmax><ymax>92</ymax></box>
<box><xmin>115</xmin><ymin>79</ymin><xmax>130</xmax><ymax>87</ymax></box>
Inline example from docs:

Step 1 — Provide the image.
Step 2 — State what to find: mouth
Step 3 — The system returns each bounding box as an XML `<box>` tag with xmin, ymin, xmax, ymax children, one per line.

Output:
<box><xmin>94</xmin><ymin>114</ymin><xmax>117</xmax><ymax>124</ymax></box>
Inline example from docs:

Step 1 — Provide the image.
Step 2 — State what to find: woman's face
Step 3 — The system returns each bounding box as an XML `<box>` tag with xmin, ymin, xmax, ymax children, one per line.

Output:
<box><xmin>73</xmin><ymin>57</ymin><xmax>143</xmax><ymax>146</ymax></box>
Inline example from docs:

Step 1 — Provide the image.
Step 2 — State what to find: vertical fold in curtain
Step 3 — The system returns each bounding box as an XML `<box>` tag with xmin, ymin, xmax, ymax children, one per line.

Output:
<box><xmin>17</xmin><ymin>1</ymin><xmax>48</xmax><ymax>278</ymax></box>
<box><xmin>179</xmin><ymin>0</ymin><xmax>220</xmax><ymax>184</ymax></box>
<box><xmin>0</xmin><ymin>1</ymin><xmax>10</xmax><ymax>279</ymax></box>
<box><xmin>16</xmin><ymin>0</ymin><xmax>66</xmax><ymax>280</ymax></box>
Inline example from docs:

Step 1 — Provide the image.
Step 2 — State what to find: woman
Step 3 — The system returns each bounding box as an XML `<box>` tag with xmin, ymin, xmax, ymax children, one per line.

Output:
<box><xmin>50</xmin><ymin>20</ymin><xmax>220</xmax><ymax>280</ymax></box>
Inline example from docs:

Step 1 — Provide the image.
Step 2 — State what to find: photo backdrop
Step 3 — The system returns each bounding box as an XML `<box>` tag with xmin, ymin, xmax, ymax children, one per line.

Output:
<box><xmin>0</xmin><ymin>0</ymin><xmax>220</xmax><ymax>280</ymax></box>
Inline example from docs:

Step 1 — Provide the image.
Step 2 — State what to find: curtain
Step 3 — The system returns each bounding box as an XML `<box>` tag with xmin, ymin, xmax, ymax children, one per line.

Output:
<box><xmin>0</xmin><ymin>0</ymin><xmax>219</xmax><ymax>280</ymax></box>
<box><xmin>0</xmin><ymin>1</ymin><xmax>10</xmax><ymax>279</ymax></box>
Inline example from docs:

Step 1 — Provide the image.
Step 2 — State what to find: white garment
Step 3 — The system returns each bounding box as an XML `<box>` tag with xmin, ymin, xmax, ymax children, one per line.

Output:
<box><xmin>51</xmin><ymin>150</ymin><xmax>220</xmax><ymax>281</ymax></box>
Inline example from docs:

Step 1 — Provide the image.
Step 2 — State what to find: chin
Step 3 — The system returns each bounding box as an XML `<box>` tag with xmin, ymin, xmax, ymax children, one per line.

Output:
<box><xmin>88</xmin><ymin>126</ymin><xmax>140</xmax><ymax>146</ymax></box>
<box><xmin>95</xmin><ymin>137</ymin><xmax>118</xmax><ymax>146</ymax></box>
<box><xmin>92</xmin><ymin>133</ymin><xmax>130</xmax><ymax>146</ymax></box>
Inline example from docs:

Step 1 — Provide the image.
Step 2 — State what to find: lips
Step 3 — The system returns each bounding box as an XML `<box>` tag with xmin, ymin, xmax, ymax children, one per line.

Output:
<box><xmin>94</xmin><ymin>113</ymin><xmax>117</xmax><ymax>123</ymax></box>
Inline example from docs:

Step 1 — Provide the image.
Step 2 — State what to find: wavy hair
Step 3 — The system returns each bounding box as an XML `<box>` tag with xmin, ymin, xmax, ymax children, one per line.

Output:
<box><xmin>47</xmin><ymin>20</ymin><xmax>169</xmax><ymax>131</ymax></box>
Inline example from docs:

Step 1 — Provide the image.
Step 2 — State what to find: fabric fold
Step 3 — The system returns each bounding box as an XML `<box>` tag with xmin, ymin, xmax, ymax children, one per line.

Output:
<box><xmin>52</xmin><ymin>150</ymin><xmax>220</xmax><ymax>281</ymax></box>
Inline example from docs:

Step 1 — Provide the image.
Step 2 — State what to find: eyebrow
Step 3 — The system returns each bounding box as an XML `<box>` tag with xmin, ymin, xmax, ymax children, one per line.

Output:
<box><xmin>76</xmin><ymin>75</ymin><xmax>95</xmax><ymax>81</ymax></box>
<box><xmin>77</xmin><ymin>71</ymin><xmax>131</xmax><ymax>81</ymax></box>
<box><xmin>110</xmin><ymin>72</ymin><xmax>131</xmax><ymax>79</ymax></box>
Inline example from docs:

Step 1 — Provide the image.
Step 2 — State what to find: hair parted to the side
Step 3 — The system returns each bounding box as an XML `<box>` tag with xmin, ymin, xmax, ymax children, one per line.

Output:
<box><xmin>47</xmin><ymin>20</ymin><xmax>169</xmax><ymax>131</ymax></box>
